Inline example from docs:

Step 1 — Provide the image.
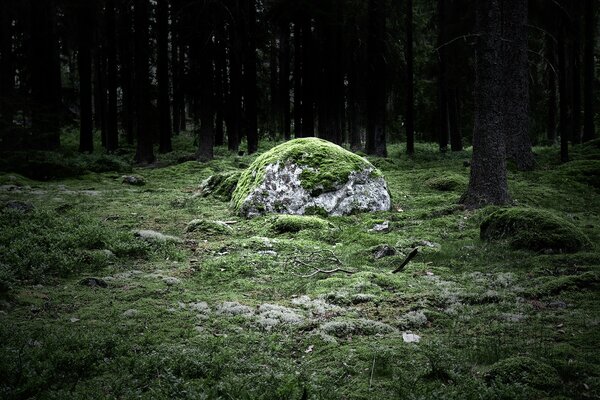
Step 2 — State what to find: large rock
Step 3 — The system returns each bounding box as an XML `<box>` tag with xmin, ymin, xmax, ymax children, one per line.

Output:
<box><xmin>231</xmin><ymin>138</ymin><xmax>391</xmax><ymax>217</ymax></box>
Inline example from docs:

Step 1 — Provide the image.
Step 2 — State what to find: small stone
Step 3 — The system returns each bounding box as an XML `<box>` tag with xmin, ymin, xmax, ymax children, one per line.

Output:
<box><xmin>123</xmin><ymin>309</ymin><xmax>139</xmax><ymax>318</ymax></box>
<box><xmin>79</xmin><ymin>277</ymin><xmax>108</xmax><ymax>288</ymax></box>
<box><xmin>162</xmin><ymin>277</ymin><xmax>181</xmax><ymax>286</ymax></box>
<box><xmin>134</xmin><ymin>230</ymin><xmax>183</xmax><ymax>243</ymax></box>
<box><xmin>372</xmin><ymin>244</ymin><xmax>396</xmax><ymax>259</ymax></box>
<box><xmin>3</xmin><ymin>200</ymin><xmax>35</xmax><ymax>213</ymax></box>
<box><xmin>547</xmin><ymin>300</ymin><xmax>567</xmax><ymax>309</ymax></box>
<box><xmin>121</xmin><ymin>175</ymin><xmax>145</xmax><ymax>186</ymax></box>
<box><xmin>402</xmin><ymin>332</ymin><xmax>421</xmax><ymax>343</ymax></box>
<box><xmin>370</xmin><ymin>221</ymin><xmax>390</xmax><ymax>232</ymax></box>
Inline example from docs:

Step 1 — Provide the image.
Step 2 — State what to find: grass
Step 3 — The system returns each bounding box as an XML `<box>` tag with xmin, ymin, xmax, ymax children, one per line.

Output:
<box><xmin>0</xmin><ymin>132</ymin><xmax>599</xmax><ymax>399</ymax></box>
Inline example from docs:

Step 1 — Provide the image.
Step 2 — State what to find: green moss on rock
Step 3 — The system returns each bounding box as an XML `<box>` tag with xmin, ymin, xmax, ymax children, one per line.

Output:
<box><xmin>198</xmin><ymin>171</ymin><xmax>241</xmax><ymax>201</ymax></box>
<box><xmin>271</xmin><ymin>215</ymin><xmax>330</xmax><ymax>234</ymax></box>
<box><xmin>231</xmin><ymin>138</ymin><xmax>379</xmax><ymax>210</ymax></box>
<box><xmin>185</xmin><ymin>219</ymin><xmax>233</xmax><ymax>235</ymax></box>
<box><xmin>480</xmin><ymin>208</ymin><xmax>590</xmax><ymax>253</ymax></box>
<box><xmin>484</xmin><ymin>356</ymin><xmax>561</xmax><ymax>389</ymax></box>
<box><xmin>552</xmin><ymin>160</ymin><xmax>600</xmax><ymax>189</ymax></box>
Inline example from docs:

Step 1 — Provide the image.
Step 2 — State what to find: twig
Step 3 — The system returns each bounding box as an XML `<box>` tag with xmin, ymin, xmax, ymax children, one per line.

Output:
<box><xmin>300</xmin><ymin>268</ymin><xmax>355</xmax><ymax>278</ymax></box>
<box><xmin>391</xmin><ymin>248</ymin><xmax>419</xmax><ymax>274</ymax></box>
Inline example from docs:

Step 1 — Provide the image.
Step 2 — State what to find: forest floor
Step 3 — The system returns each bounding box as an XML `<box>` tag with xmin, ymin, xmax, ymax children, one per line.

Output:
<box><xmin>1</xmin><ymin>133</ymin><xmax>599</xmax><ymax>399</ymax></box>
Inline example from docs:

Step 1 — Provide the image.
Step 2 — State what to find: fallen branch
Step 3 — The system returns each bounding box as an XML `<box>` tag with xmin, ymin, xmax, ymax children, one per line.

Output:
<box><xmin>391</xmin><ymin>248</ymin><xmax>419</xmax><ymax>273</ymax></box>
<box><xmin>300</xmin><ymin>267</ymin><xmax>356</xmax><ymax>278</ymax></box>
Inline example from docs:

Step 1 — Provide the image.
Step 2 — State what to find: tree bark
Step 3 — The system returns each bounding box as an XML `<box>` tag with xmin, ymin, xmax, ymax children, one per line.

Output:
<box><xmin>558</xmin><ymin>32</ymin><xmax>569</xmax><ymax>163</ymax></box>
<box><xmin>437</xmin><ymin>0</ymin><xmax>449</xmax><ymax>151</ymax></box>
<box><xmin>545</xmin><ymin>34</ymin><xmax>557</xmax><ymax>144</ymax></box>
<box><xmin>405</xmin><ymin>0</ymin><xmax>415</xmax><ymax>155</ymax></box>
<box><xmin>301</xmin><ymin>14</ymin><xmax>314</xmax><ymax>137</ymax></box>
<box><xmin>134</xmin><ymin>0</ymin><xmax>155</xmax><ymax>164</ymax></box>
<box><xmin>105</xmin><ymin>0</ymin><xmax>119</xmax><ymax>152</ymax></box>
<box><xmin>157</xmin><ymin>0</ymin><xmax>172</xmax><ymax>153</ymax></box>
<box><xmin>366</xmin><ymin>0</ymin><xmax>387</xmax><ymax>157</ymax></box>
<box><xmin>243</xmin><ymin>0</ymin><xmax>258</xmax><ymax>154</ymax></box>
<box><xmin>0</xmin><ymin>0</ymin><xmax>15</xmax><ymax>139</ymax></box>
<box><xmin>502</xmin><ymin>0</ymin><xmax>534</xmax><ymax>170</ymax></box>
<box><xmin>293</xmin><ymin>19</ymin><xmax>303</xmax><ymax>137</ymax></box>
<box><xmin>279</xmin><ymin>21</ymin><xmax>291</xmax><ymax>140</ymax></box>
<box><xmin>78</xmin><ymin>1</ymin><xmax>94</xmax><ymax>153</ymax></box>
<box><xmin>118</xmin><ymin>0</ymin><xmax>135</xmax><ymax>144</ymax></box>
<box><xmin>461</xmin><ymin>0</ymin><xmax>510</xmax><ymax>208</ymax></box>
<box><xmin>571</xmin><ymin>3</ymin><xmax>582</xmax><ymax>145</ymax></box>
<box><xmin>30</xmin><ymin>0</ymin><xmax>62</xmax><ymax>150</ymax></box>
<box><xmin>582</xmin><ymin>0</ymin><xmax>595</xmax><ymax>142</ymax></box>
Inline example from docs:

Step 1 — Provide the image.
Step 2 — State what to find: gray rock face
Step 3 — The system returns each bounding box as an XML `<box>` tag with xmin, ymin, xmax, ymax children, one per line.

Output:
<box><xmin>239</xmin><ymin>162</ymin><xmax>391</xmax><ymax>218</ymax></box>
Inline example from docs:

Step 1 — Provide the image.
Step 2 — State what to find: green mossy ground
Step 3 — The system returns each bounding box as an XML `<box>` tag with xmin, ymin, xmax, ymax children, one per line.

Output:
<box><xmin>0</xmin><ymin>133</ymin><xmax>599</xmax><ymax>399</ymax></box>
<box><xmin>231</xmin><ymin>138</ymin><xmax>382</xmax><ymax>210</ymax></box>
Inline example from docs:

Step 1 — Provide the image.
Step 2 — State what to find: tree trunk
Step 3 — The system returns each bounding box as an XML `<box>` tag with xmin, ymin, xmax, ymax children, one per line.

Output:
<box><xmin>118</xmin><ymin>0</ymin><xmax>135</xmax><ymax>144</ymax></box>
<box><xmin>448</xmin><ymin>89</ymin><xmax>462</xmax><ymax>151</ymax></box>
<box><xmin>279</xmin><ymin>21</ymin><xmax>291</xmax><ymax>140</ymax></box>
<box><xmin>301</xmin><ymin>14</ymin><xmax>314</xmax><ymax>137</ymax></box>
<box><xmin>558</xmin><ymin>32</ymin><xmax>569</xmax><ymax>163</ymax></box>
<box><xmin>244</xmin><ymin>0</ymin><xmax>258</xmax><ymax>154</ymax></box>
<box><xmin>214</xmin><ymin>26</ymin><xmax>227</xmax><ymax>147</ymax></box>
<box><xmin>0</xmin><ymin>0</ymin><xmax>15</xmax><ymax>138</ymax></box>
<box><xmin>583</xmin><ymin>0</ymin><xmax>596</xmax><ymax>142</ymax></box>
<box><xmin>78</xmin><ymin>1</ymin><xmax>94</xmax><ymax>153</ymax></box>
<box><xmin>461</xmin><ymin>0</ymin><xmax>510</xmax><ymax>208</ymax></box>
<box><xmin>405</xmin><ymin>0</ymin><xmax>415</xmax><ymax>155</ymax></box>
<box><xmin>228</xmin><ymin>19</ymin><xmax>242</xmax><ymax>152</ymax></box>
<box><xmin>293</xmin><ymin>19</ymin><xmax>303</xmax><ymax>137</ymax></box>
<box><xmin>157</xmin><ymin>0</ymin><xmax>172</xmax><ymax>153</ymax></box>
<box><xmin>502</xmin><ymin>0</ymin><xmax>534</xmax><ymax>170</ymax></box>
<box><xmin>105</xmin><ymin>0</ymin><xmax>119</xmax><ymax>152</ymax></box>
<box><xmin>366</xmin><ymin>0</ymin><xmax>387</xmax><ymax>157</ymax></box>
<box><xmin>571</xmin><ymin>4</ymin><xmax>582</xmax><ymax>145</ymax></box>
<box><xmin>437</xmin><ymin>0</ymin><xmax>449</xmax><ymax>151</ymax></box>
<box><xmin>546</xmin><ymin>34</ymin><xmax>557</xmax><ymax>144</ymax></box>
<box><xmin>94</xmin><ymin>45</ymin><xmax>107</xmax><ymax>147</ymax></box>
<box><xmin>134</xmin><ymin>0</ymin><xmax>154</xmax><ymax>164</ymax></box>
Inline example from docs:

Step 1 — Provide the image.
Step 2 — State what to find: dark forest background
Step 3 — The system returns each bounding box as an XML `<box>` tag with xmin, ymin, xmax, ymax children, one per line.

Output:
<box><xmin>0</xmin><ymin>0</ymin><xmax>598</xmax><ymax>165</ymax></box>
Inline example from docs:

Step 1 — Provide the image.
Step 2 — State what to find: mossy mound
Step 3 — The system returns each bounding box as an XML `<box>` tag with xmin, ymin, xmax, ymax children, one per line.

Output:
<box><xmin>271</xmin><ymin>215</ymin><xmax>330</xmax><ymax>234</ymax></box>
<box><xmin>424</xmin><ymin>174</ymin><xmax>467</xmax><ymax>191</ymax></box>
<box><xmin>198</xmin><ymin>171</ymin><xmax>242</xmax><ymax>201</ymax></box>
<box><xmin>185</xmin><ymin>219</ymin><xmax>233</xmax><ymax>235</ymax></box>
<box><xmin>480</xmin><ymin>208</ymin><xmax>589</xmax><ymax>253</ymax></box>
<box><xmin>231</xmin><ymin>138</ymin><xmax>390</xmax><ymax>217</ymax></box>
<box><xmin>552</xmin><ymin>160</ymin><xmax>600</xmax><ymax>190</ymax></box>
<box><xmin>484</xmin><ymin>356</ymin><xmax>560</xmax><ymax>389</ymax></box>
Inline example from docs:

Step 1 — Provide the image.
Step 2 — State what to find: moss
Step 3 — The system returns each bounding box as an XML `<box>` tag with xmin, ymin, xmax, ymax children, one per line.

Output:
<box><xmin>320</xmin><ymin>318</ymin><xmax>397</xmax><ymax>337</ymax></box>
<box><xmin>199</xmin><ymin>171</ymin><xmax>241</xmax><ymax>201</ymax></box>
<box><xmin>528</xmin><ymin>272</ymin><xmax>600</xmax><ymax>297</ymax></box>
<box><xmin>185</xmin><ymin>219</ymin><xmax>233</xmax><ymax>235</ymax></box>
<box><xmin>424</xmin><ymin>174</ymin><xmax>467</xmax><ymax>192</ymax></box>
<box><xmin>231</xmin><ymin>138</ymin><xmax>380</xmax><ymax>210</ymax></box>
<box><xmin>480</xmin><ymin>208</ymin><xmax>590</xmax><ymax>253</ymax></box>
<box><xmin>484</xmin><ymin>356</ymin><xmax>561</xmax><ymax>389</ymax></box>
<box><xmin>271</xmin><ymin>214</ymin><xmax>330</xmax><ymax>234</ymax></box>
<box><xmin>551</xmin><ymin>160</ymin><xmax>600</xmax><ymax>189</ymax></box>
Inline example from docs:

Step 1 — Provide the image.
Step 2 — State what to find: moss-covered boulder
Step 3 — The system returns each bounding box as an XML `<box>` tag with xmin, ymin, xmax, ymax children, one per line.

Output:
<box><xmin>231</xmin><ymin>138</ymin><xmax>391</xmax><ymax>217</ymax></box>
<box><xmin>480</xmin><ymin>208</ymin><xmax>590</xmax><ymax>253</ymax></box>
<box><xmin>197</xmin><ymin>171</ymin><xmax>241</xmax><ymax>201</ymax></box>
<box><xmin>424</xmin><ymin>174</ymin><xmax>467</xmax><ymax>191</ymax></box>
<box><xmin>484</xmin><ymin>356</ymin><xmax>560</xmax><ymax>389</ymax></box>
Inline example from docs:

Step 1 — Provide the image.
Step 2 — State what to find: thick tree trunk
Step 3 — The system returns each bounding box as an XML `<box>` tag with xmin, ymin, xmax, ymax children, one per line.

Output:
<box><xmin>448</xmin><ymin>89</ymin><xmax>463</xmax><ymax>151</ymax></box>
<box><xmin>461</xmin><ymin>0</ymin><xmax>510</xmax><ymax>208</ymax></box>
<box><xmin>571</xmin><ymin>5</ymin><xmax>582</xmax><ymax>145</ymax></box>
<box><xmin>558</xmin><ymin>33</ymin><xmax>569</xmax><ymax>163</ymax></box>
<box><xmin>244</xmin><ymin>0</ymin><xmax>258</xmax><ymax>154</ymax></box>
<box><xmin>214</xmin><ymin>27</ymin><xmax>227</xmax><ymax>147</ymax></box>
<box><xmin>366</xmin><ymin>0</ymin><xmax>387</xmax><ymax>157</ymax></box>
<box><xmin>546</xmin><ymin>35</ymin><xmax>557</xmax><ymax>144</ymax></box>
<box><xmin>134</xmin><ymin>0</ymin><xmax>154</xmax><ymax>164</ymax></box>
<box><xmin>301</xmin><ymin>15</ymin><xmax>314</xmax><ymax>137</ymax></box>
<box><xmin>503</xmin><ymin>0</ymin><xmax>534</xmax><ymax>170</ymax></box>
<box><xmin>157</xmin><ymin>0</ymin><xmax>172</xmax><ymax>153</ymax></box>
<box><xmin>118</xmin><ymin>0</ymin><xmax>135</xmax><ymax>144</ymax></box>
<box><xmin>293</xmin><ymin>20</ymin><xmax>303</xmax><ymax>138</ymax></box>
<box><xmin>405</xmin><ymin>0</ymin><xmax>415</xmax><ymax>155</ymax></box>
<box><xmin>78</xmin><ymin>1</ymin><xmax>94</xmax><ymax>153</ymax></box>
<box><xmin>582</xmin><ymin>0</ymin><xmax>595</xmax><ymax>142</ymax></box>
<box><xmin>437</xmin><ymin>0</ymin><xmax>449</xmax><ymax>151</ymax></box>
<box><xmin>30</xmin><ymin>0</ymin><xmax>62</xmax><ymax>150</ymax></box>
<box><xmin>228</xmin><ymin>20</ymin><xmax>242</xmax><ymax>152</ymax></box>
<box><xmin>0</xmin><ymin>0</ymin><xmax>15</xmax><ymax>138</ymax></box>
<box><xmin>105</xmin><ymin>0</ymin><xmax>119</xmax><ymax>152</ymax></box>
<box><xmin>279</xmin><ymin>22</ymin><xmax>291</xmax><ymax>140</ymax></box>
<box><xmin>94</xmin><ymin>46</ymin><xmax>107</xmax><ymax>146</ymax></box>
